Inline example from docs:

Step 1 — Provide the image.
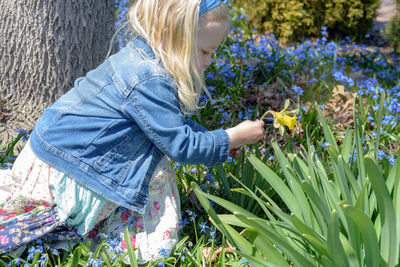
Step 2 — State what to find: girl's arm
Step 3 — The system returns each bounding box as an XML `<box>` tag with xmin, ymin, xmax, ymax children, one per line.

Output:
<box><xmin>125</xmin><ymin>76</ymin><xmax>230</xmax><ymax>166</ymax></box>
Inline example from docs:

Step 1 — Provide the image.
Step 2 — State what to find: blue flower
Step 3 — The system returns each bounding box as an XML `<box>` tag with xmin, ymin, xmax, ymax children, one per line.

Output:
<box><xmin>16</xmin><ymin>129</ymin><xmax>30</xmax><ymax>142</ymax></box>
<box><xmin>92</xmin><ymin>258</ymin><xmax>103</xmax><ymax>267</ymax></box>
<box><xmin>208</xmin><ymin>227</ymin><xmax>216</xmax><ymax>242</ymax></box>
<box><xmin>199</xmin><ymin>221</ymin><xmax>209</xmax><ymax>234</ymax></box>
<box><xmin>388</xmin><ymin>155</ymin><xmax>396</xmax><ymax>166</ymax></box>
<box><xmin>204</xmin><ymin>174</ymin><xmax>216</xmax><ymax>184</ymax></box>
<box><xmin>27</xmin><ymin>246</ymin><xmax>38</xmax><ymax>261</ymax></box>
<box><xmin>200</xmin><ymin>184</ymin><xmax>207</xmax><ymax>192</ymax></box>
<box><xmin>292</xmin><ymin>85</ymin><xmax>303</xmax><ymax>96</ymax></box>
<box><xmin>158</xmin><ymin>248</ymin><xmax>170</xmax><ymax>257</ymax></box>
<box><xmin>12</xmin><ymin>258</ymin><xmax>22</xmax><ymax>266</ymax></box>
<box><xmin>268</xmin><ymin>155</ymin><xmax>274</xmax><ymax>161</ymax></box>
<box><xmin>186</xmin><ymin>209</ymin><xmax>197</xmax><ymax>222</ymax></box>
<box><xmin>378</xmin><ymin>150</ymin><xmax>387</xmax><ymax>160</ymax></box>
<box><xmin>321</xmin><ymin>26</ymin><xmax>328</xmax><ymax>36</ymax></box>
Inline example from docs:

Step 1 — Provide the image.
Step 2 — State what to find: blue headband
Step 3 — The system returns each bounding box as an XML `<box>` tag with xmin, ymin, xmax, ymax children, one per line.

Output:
<box><xmin>199</xmin><ymin>0</ymin><xmax>228</xmax><ymax>15</ymax></box>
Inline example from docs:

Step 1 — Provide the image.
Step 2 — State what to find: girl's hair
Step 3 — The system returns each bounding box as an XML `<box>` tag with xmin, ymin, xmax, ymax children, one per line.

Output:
<box><xmin>127</xmin><ymin>0</ymin><xmax>230</xmax><ymax>113</ymax></box>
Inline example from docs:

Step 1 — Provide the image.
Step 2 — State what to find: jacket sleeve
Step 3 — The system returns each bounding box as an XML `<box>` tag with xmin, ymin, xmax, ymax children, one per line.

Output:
<box><xmin>124</xmin><ymin>76</ymin><xmax>230</xmax><ymax>165</ymax></box>
<box><xmin>184</xmin><ymin>119</ymin><xmax>208</xmax><ymax>132</ymax></box>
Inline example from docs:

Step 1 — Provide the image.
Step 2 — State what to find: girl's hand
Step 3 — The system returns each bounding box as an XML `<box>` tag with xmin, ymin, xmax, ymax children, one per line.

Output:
<box><xmin>225</xmin><ymin>120</ymin><xmax>265</xmax><ymax>149</ymax></box>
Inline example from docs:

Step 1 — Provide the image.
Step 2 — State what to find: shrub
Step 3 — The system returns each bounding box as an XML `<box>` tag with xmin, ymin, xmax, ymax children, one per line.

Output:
<box><xmin>233</xmin><ymin>0</ymin><xmax>380</xmax><ymax>42</ymax></box>
<box><xmin>385</xmin><ymin>0</ymin><xmax>400</xmax><ymax>53</ymax></box>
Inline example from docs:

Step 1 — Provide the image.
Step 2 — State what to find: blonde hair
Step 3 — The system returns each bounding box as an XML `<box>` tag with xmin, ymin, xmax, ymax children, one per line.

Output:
<box><xmin>127</xmin><ymin>0</ymin><xmax>230</xmax><ymax>113</ymax></box>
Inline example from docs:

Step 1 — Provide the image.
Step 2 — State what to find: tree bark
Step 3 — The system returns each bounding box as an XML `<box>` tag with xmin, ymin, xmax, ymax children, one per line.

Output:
<box><xmin>0</xmin><ymin>0</ymin><xmax>116</xmax><ymax>143</ymax></box>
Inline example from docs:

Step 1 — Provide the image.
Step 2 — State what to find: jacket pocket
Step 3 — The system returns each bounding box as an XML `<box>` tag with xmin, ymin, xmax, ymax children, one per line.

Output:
<box><xmin>93</xmin><ymin>135</ymin><xmax>137</xmax><ymax>183</ymax></box>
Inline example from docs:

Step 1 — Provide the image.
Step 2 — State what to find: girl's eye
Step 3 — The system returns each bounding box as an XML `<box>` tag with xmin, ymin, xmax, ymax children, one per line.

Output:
<box><xmin>202</xmin><ymin>50</ymin><xmax>209</xmax><ymax>55</ymax></box>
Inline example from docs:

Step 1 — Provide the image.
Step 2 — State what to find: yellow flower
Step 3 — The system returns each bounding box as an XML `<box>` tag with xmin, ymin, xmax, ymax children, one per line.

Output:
<box><xmin>261</xmin><ymin>99</ymin><xmax>298</xmax><ymax>135</ymax></box>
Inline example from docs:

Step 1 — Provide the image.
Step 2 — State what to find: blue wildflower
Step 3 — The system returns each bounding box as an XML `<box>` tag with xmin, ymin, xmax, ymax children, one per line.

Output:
<box><xmin>200</xmin><ymin>184</ymin><xmax>207</xmax><ymax>192</ymax></box>
<box><xmin>322</xmin><ymin>142</ymin><xmax>328</xmax><ymax>150</ymax></box>
<box><xmin>17</xmin><ymin>129</ymin><xmax>30</xmax><ymax>142</ymax></box>
<box><xmin>199</xmin><ymin>221</ymin><xmax>209</xmax><ymax>234</ymax></box>
<box><xmin>12</xmin><ymin>258</ymin><xmax>22</xmax><ymax>266</ymax></box>
<box><xmin>179</xmin><ymin>218</ymin><xmax>189</xmax><ymax>229</ymax></box>
<box><xmin>292</xmin><ymin>85</ymin><xmax>303</xmax><ymax>96</ymax></box>
<box><xmin>241</xmin><ymin>258</ymin><xmax>249</xmax><ymax>265</ymax></box>
<box><xmin>204</xmin><ymin>174</ymin><xmax>216</xmax><ymax>184</ymax></box>
<box><xmin>186</xmin><ymin>210</ymin><xmax>197</xmax><ymax>222</ymax></box>
<box><xmin>158</xmin><ymin>248</ymin><xmax>170</xmax><ymax>257</ymax></box>
<box><xmin>388</xmin><ymin>155</ymin><xmax>396</xmax><ymax>166</ymax></box>
<box><xmin>321</xmin><ymin>26</ymin><xmax>328</xmax><ymax>36</ymax></box>
<box><xmin>378</xmin><ymin>150</ymin><xmax>387</xmax><ymax>160</ymax></box>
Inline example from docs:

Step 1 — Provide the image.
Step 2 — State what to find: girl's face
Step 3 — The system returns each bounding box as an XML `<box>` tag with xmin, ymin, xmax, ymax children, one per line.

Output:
<box><xmin>195</xmin><ymin>18</ymin><xmax>228</xmax><ymax>71</ymax></box>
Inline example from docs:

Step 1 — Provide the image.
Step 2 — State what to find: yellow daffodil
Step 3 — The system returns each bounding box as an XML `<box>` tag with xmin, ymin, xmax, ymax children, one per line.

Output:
<box><xmin>261</xmin><ymin>99</ymin><xmax>298</xmax><ymax>135</ymax></box>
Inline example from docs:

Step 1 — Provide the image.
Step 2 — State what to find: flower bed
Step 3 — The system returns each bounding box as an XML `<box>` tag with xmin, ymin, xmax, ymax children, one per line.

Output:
<box><xmin>1</xmin><ymin>4</ymin><xmax>400</xmax><ymax>267</ymax></box>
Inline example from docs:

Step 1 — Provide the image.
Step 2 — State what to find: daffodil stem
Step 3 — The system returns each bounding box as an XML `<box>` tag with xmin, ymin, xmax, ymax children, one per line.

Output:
<box><xmin>260</xmin><ymin>110</ymin><xmax>269</xmax><ymax>121</ymax></box>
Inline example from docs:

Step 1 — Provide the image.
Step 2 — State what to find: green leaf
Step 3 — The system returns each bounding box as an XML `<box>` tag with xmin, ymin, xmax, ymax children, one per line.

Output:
<box><xmin>215</xmin><ymin>165</ymin><xmax>233</xmax><ymax>199</ymax></box>
<box><xmin>302</xmin><ymin>181</ymin><xmax>331</xmax><ymax>224</ymax></box>
<box><xmin>327</xmin><ymin>210</ymin><xmax>350</xmax><ymax>267</ymax></box>
<box><xmin>217</xmin><ymin>214</ymin><xmax>251</xmax><ymax>228</ymax></box>
<box><xmin>234</xmin><ymin>212</ymin><xmax>315</xmax><ymax>266</ymax></box>
<box><xmin>341</xmin><ymin>128</ymin><xmax>353</xmax><ymax>164</ymax></box>
<box><xmin>331</xmin><ymin>158</ymin><xmax>352</xmax><ymax>203</ymax></box>
<box><xmin>229</xmin><ymin>173</ymin><xmax>273</xmax><ymax>221</ymax></box>
<box><xmin>354</xmin><ymin>107</ymin><xmax>366</xmax><ymax>189</ymax></box>
<box><xmin>290</xmin><ymin>214</ymin><xmax>326</xmax><ymax>247</ymax></box>
<box><xmin>124</xmin><ymin>227</ymin><xmax>138</xmax><ymax>267</ymax></box>
<box><xmin>355</xmin><ymin>180</ymin><xmax>368</xmax><ymax>213</ymax></box>
<box><xmin>247</xmin><ymin>153</ymin><xmax>302</xmax><ymax>216</ymax></box>
<box><xmin>339</xmin><ymin>156</ymin><xmax>361</xmax><ymax>197</ymax></box>
<box><xmin>244</xmin><ymin>229</ymin><xmax>290</xmax><ymax>266</ymax></box>
<box><xmin>71</xmin><ymin>247</ymin><xmax>81</xmax><ymax>267</ymax></box>
<box><xmin>374</xmin><ymin>92</ymin><xmax>385</xmax><ymax>162</ymax></box>
<box><xmin>326</xmin><ymin>143</ymin><xmax>341</xmax><ymax>163</ymax></box>
<box><xmin>192</xmin><ymin>182</ymin><xmax>250</xmax><ymax>246</ymax></box>
<box><xmin>340</xmin><ymin>203</ymin><xmax>380</xmax><ymax>267</ymax></box>
<box><xmin>317</xmin><ymin>108</ymin><xmax>339</xmax><ymax>151</ymax></box>
<box><xmin>233</xmin><ymin>249</ymin><xmax>288</xmax><ymax>267</ymax></box>
<box><xmin>365</xmin><ymin>156</ymin><xmax>397</xmax><ymax>266</ymax></box>
<box><xmin>223</xmin><ymin>223</ymin><xmax>263</xmax><ymax>266</ymax></box>
<box><xmin>339</xmin><ymin>233</ymin><xmax>360</xmax><ymax>267</ymax></box>
<box><xmin>301</xmin><ymin>234</ymin><xmax>330</xmax><ymax>261</ymax></box>
<box><xmin>390</xmin><ymin>157</ymin><xmax>400</xmax><ymax>265</ymax></box>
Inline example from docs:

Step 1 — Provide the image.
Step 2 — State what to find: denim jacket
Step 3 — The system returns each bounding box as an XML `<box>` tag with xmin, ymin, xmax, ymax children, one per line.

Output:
<box><xmin>30</xmin><ymin>36</ymin><xmax>230</xmax><ymax>213</ymax></box>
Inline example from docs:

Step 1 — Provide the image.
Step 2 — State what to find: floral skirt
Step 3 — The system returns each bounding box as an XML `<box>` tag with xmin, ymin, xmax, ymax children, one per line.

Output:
<box><xmin>0</xmin><ymin>140</ymin><xmax>181</xmax><ymax>263</ymax></box>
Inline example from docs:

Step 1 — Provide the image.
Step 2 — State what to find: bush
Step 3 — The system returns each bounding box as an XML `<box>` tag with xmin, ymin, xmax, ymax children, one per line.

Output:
<box><xmin>233</xmin><ymin>0</ymin><xmax>380</xmax><ymax>42</ymax></box>
<box><xmin>385</xmin><ymin>0</ymin><xmax>400</xmax><ymax>53</ymax></box>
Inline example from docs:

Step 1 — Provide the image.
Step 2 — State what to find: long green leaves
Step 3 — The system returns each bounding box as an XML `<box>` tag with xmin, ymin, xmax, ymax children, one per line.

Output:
<box><xmin>194</xmin><ymin>97</ymin><xmax>400</xmax><ymax>266</ymax></box>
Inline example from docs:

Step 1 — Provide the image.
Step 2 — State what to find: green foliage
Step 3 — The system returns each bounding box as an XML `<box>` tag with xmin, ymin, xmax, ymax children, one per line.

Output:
<box><xmin>194</xmin><ymin>98</ymin><xmax>400</xmax><ymax>266</ymax></box>
<box><xmin>233</xmin><ymin>0</ymin><xmax>380</xmax><ymax>42</ymax></box>
<box><xmin>385</xmin><ymin>0</ymin><xmax>400</xmax><ymax>53</ymax></box>
<box><xmin>0</xmin><ymin>130</ymin><xmax>29</xmax><ymax>169</ymax></box>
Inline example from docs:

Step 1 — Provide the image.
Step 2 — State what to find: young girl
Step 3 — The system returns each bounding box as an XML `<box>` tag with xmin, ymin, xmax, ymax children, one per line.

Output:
<box><xmin>0</xmin><ymin>0</ymin><xmax>265</xmax><ymax>263</ymax></box>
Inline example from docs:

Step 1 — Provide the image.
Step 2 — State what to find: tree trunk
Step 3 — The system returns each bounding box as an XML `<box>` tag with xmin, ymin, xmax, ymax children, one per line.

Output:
<box><xmin>0</xmin><ymin>0</ymin><xmax>116</xmax><ymax>143</ymax></box>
